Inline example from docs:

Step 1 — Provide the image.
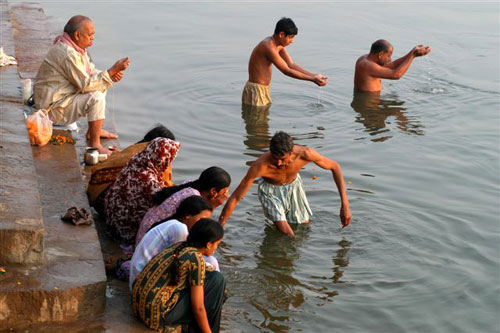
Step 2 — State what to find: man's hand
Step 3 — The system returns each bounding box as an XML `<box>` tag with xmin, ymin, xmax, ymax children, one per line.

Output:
<box><xmin>108</xmin><ymin>57</ymin><xmax>130</xmax><ymax>78</ymax></box>
<box><xmin>314</xmin><ymin>74</ymin><xmax>329</xmax><ymax>86</ymax></box>
<box><xmin>111</xmin><ymin>71</ymin><xmax>123</xmax><ymax>82</ymax></box>
<box><xmin>412</xmin><ymin>45</ymin><xmax>431</xmax><ymax>57</ymax></box>
<box><xmin>340</xmin><ymin>204</ymin><xmax>352</xmax><ymax>228</ymax></box>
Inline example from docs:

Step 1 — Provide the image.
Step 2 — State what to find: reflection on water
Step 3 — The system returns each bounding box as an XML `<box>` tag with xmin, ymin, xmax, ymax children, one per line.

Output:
<box><xmin>351</xmin><ymin>91</ymin><xmax>424</xmax><ymax>142</ymax></box>
<box><xmin>241</xmin><ymin>103</ymin><xmax>271</xmax><ymax>165</ymax></box>
<box><xmin>332</xmin><ymin>238</ymin><xmax>351</xmax><ymax>283</ymax></box>
<box><xmin>241</xmin><ymin>103</ymin><xmax>325</xmax><ymax>168</ymax></box>
<box><xmin>252</xmin><ymin>225</ymin><xmax>310</xmax><ymax>332</ymax></box>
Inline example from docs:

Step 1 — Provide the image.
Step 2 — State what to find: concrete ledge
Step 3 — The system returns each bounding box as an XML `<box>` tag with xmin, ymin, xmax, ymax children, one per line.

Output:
<box><xmin>9</xmin><ymin>2</ymin><xmax>51</xmax><ymax>79</ymax></box>
<box><xmin>0</xmin><ymin>129</ymin><xmax>108</xmax><ymax>329</ymax></box>
<box><xmin>0</xmin><ymin>101</ymin><xmax>45</xmax><ymax>264</ymax></box>
<box><xmin>0</xmin><ymin>3</ymin><xmax>22</xmax><ymax>103</ymax></box>
<box><xmin>0</xmin><ymin>262</ymin><xmax>106</xmax><ymax>329</ymax></box>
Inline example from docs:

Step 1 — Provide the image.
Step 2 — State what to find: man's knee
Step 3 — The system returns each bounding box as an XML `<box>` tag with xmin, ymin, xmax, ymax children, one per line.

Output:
<box><xmin>88</xmin><ymin>90</ymin><xmax>106</xmax><ymax>103</ymax></box>
<box><xmin>86</xmin><ymin>91</ymin><xmax>106</xmax><ymax>122</ymax></box>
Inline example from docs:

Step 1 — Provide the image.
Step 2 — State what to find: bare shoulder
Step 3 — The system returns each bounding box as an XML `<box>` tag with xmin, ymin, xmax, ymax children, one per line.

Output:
<box><xmin>355</xmin><ymin>54</ymin><xmax>371</xmax><ymax>68</ymax></box>
<box><xmin>296</xmin><ymin>145</ymin><xmax>319</xmax><ymax>161</ymax></box>
<box><xmin>247</xmin><ymin>153</ymin><xmax>269</xmax><ymax>175</ymax></box>
<box><xmin>255</xmin><ymin>37</ymin><xmax>273</xmax><ymax>52</ymax></box>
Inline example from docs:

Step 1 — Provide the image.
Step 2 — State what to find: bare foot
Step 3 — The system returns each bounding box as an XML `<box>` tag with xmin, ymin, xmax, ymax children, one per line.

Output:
<box><xmin>86</xmin><ymin>129</ymin><xmax>119</xmax><ymax>140</ymax></box>
<box><xmin>96</xmin><ymin>144</ymin><xmax>113</xmax><ymax>156</ymax></box>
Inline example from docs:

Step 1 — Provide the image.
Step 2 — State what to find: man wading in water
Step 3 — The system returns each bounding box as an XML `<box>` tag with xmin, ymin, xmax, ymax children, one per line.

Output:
<box><xmin>354</xmin><ymin>39</ymin><xmax>431</xmax><ymax>92</ymax></box>
<box><xmin>242</xmin><ymin>17</ymin><xmax>328</xmax><ymax>107</ymax></box>
<box><xmin>219</xmin><ymin>131</ymin><xmax>351</xmax><ymax>237</ymax></box>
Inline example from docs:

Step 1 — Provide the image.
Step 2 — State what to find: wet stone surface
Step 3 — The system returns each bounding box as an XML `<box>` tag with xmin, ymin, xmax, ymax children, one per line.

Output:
<box><xmin>9</xmin><ymin>3</ymin><xmax>51</xmax><ymax>79</ymax></box>
<box><xmin>0</xmin><ymin>101</ymin><xmax>44</xmax><ymax>264</ymax></box>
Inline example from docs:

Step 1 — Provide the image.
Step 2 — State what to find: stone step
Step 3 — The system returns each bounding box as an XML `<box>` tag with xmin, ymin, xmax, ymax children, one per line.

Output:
<box><xmin>0</xmin><ymin>101</ymin><xmax>44</xmax><ymax>265</ymax></box>
<box><xmin>0</xmin><ymin>127</ymin><xmax>108</xmax><ymax>329</ymax></box>
<box><xmin>9</xmin><ymin>1</ymin><xmax>52</xmax><ymax>80</ymax></box>
<box><xmin>0</xmin><ymin>0</ymin><xmax>44</xmax><ymax>265</ymax></box>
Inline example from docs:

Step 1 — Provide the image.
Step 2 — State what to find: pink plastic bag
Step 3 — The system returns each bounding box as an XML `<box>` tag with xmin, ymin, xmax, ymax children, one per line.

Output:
<box><xmin>26</xmin><ymin>110</ymin><xmax>53</xmax><ymax>146</ymax></box>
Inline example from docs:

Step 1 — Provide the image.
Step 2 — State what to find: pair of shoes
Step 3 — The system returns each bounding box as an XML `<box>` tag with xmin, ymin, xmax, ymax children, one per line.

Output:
<box><xmin>61</xmin><ymin>207</ymin><xmax>93</xmax><ymax>225</ymax></box>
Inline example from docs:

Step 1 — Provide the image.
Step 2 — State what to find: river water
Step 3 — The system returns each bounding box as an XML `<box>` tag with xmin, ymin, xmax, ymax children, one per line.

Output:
<box><xmin>39</xmin><ymin>2</ymin><xmax>499</xmax><ymax>332</ymax></box>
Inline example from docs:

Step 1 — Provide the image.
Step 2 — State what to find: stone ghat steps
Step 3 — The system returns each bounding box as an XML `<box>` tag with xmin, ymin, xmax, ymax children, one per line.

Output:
<box><xmin>0</xmin><ymin>126</ymin><xmax>108</xmax><ymax>330</ymax></box>
<box><xmin>0</xmin><ymin>101</ymin><xmax>44</xmax><ymax>265</ymax></box>
<box><xmin>0</xmin><ymin>3</ymin><xmax>42</xmax><ymax>267</ymax></box>
<box><xmin>0</xmin><ymin>2</ymin><xmax>45</xmax><ymax>265</ymax></box>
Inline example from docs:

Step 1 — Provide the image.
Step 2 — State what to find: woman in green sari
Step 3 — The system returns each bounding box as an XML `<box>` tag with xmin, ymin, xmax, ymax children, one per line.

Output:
<box><xmin>132</xmin><ymin>218</ymin><xmax>225</xmax><ymax>333</ymax></box>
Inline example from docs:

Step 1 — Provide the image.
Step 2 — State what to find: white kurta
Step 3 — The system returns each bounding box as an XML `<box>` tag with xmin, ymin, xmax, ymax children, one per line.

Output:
<box><xmin>34</xmin><ymin>41</ymin><xmax>113</xmax><ymax>125</ymax></box>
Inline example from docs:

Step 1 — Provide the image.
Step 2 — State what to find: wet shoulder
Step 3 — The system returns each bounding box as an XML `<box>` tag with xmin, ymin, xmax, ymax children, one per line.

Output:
<box><xmin>255</xmin><ymin>152</ymin><xmax>273</xmax><ymax>170</ymax></box>
<box><xmin>355</xmin><ymin>54</ymin><xmax>370</xmax><ymax>68</ymax></box>
<box><xmin>296</xmin><ymin>145</ymin><xmax>317</xmax><ymax>162</ymax></box>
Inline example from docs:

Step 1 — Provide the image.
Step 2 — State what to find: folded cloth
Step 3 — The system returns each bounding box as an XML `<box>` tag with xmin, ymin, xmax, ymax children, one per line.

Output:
<box><xmin>61</xmin><ymin>207</ymin><xmax>94</xmax><ymax>225</ymax></box>
<box><xmin>0</xmin><ymin>47</ymin><xmax>17</xmax><ymax>67</ymax></box>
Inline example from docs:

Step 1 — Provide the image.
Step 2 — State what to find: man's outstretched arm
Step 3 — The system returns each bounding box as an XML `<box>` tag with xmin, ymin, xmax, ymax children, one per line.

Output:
<box><xmin>267</xmin><ymin>47</ymin><xmax>327</xmax><ymax>86</ymax></box>
<box><xmin>365</xmin><ymin>54</ymin><xmax>415</xmax><ymax>80</ymax></box>
<box><xmin>279</xmin><ymin>48</ymin><xmax>329</xmax><ymax>85</ymax></box>
<box><xmin>306</xmin><ymin>148</ymin><xmax>352</xmax><ymax>227</ymax></box>
<box><xmin>386</xmin><ymin>45</ymin><xmax>431</xmax><ymax>69</ymax></box>
<box><xmin>219</xmin><ymin>165</ymin><xmax>260</xmax><ymax>227</ymax></box>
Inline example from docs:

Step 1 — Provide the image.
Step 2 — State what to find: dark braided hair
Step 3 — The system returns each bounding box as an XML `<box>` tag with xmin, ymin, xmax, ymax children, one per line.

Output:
<box><xmin>152</xmin><ymin>166</ymin><xmax>231</xmax><ymax>206</ymax></box>
<box><xmin>167</xmin><ymin>218</ymin><xmax>223</xmax><ymax>286</ymax></box>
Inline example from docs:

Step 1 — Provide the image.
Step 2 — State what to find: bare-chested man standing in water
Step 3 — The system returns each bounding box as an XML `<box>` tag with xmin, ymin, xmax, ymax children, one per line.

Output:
<box><xmin>220</xmin><ymin>131</ymin><xmax>351</xmax><ymax>237</ymax></box>
<box><xmin>242</xmin><ymin>17</ymin><xmax>328</xmax><ymax>107</ymax></box>
<box><xmin>354</xmin><ymin>39</ymin><xmax>431</xmax><ymax>92</ymax></box>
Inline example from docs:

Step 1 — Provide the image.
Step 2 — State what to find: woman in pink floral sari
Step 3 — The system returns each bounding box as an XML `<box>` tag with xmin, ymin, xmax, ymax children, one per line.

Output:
<box><xmin>135</xmin><ymin>166</ymin><xmax>231</xmax><ymax>246</ymax></box>
<box><xmin>103</xmin><ymin>137</ymin><xmax>180</xmax><ymax>245</ymax></box>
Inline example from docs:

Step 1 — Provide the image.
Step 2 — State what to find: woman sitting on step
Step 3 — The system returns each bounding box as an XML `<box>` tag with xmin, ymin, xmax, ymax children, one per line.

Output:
<box><xmin>103</xmin><ymin>137</ymin><xmax>180</xmax><ymax>246</ymax></box>
<box><xmin>132</xmin><ymin>218</ymin><xmax>225</xmax><ymax>333</ymax></box>
<box><xmin>87</xmin><ymin>124</ymin><xmax>176</xmax><ymax>216</ymax></box>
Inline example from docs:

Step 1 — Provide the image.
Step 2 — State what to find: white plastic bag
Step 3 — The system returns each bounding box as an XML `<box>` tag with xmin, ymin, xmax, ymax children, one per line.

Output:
<box><xmin>26</xmin><ymin>109</ymin><xmax>53</xmax><ymax>146</ymax></box>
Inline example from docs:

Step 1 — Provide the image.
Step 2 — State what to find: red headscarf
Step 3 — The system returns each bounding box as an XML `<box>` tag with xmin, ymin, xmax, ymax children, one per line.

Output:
<box><xmin>103</xmin><ymin>138</ymin><xmax>181</xmax><ymax>245</ymax></box>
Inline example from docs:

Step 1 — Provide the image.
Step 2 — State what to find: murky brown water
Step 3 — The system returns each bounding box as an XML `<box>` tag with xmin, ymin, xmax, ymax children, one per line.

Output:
<box><xmin>40</xmin><ymin>2</ymin><xmax>499</xmax><ymax>332</ymax></box>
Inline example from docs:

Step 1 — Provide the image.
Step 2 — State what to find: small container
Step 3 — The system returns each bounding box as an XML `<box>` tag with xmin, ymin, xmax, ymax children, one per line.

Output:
<box><xmin>21</xmin><ymin>79</ymin><xmax>32</xmax><ymax>104</ymax></box>
<box><xmin>98</xmin><ymin>153</ymin><xmax>108</xmax><ymax>162</ymax></box>
<box><xmin>85</xmin><ymin>147</ymin><xmax>99</xmax><ymax>165</ymax></box>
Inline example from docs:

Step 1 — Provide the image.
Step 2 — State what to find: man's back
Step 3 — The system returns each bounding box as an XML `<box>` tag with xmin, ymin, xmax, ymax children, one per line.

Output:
<box><xmin>354</xmin><ymin>55</ymin><xmax>382</xmax><ymax>92</ymax></box>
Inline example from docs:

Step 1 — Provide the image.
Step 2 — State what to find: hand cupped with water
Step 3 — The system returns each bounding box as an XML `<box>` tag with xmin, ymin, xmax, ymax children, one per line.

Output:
<box><xmin>314</xmin><ymin>74</ymin><xmax>329</xmax><ymax>86</ymax></box>
<box><xmin>413</xmin><ymin>45</ymin><xmax>431</xmax><ymax>57</ymax></box>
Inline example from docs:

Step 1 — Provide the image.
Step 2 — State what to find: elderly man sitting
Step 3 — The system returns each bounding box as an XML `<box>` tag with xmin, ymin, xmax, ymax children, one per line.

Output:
<box><xmin>34</xmin><ymin>15</ymin><xmax>130</xmax><ymax>155</ymax></box>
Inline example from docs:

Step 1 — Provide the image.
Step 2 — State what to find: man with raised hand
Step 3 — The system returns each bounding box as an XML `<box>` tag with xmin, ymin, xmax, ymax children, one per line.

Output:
<box><xmin>354</xmin><ymin>39</ymin><xmax>431</xmax><ymax>92</ymax></box>
<box><xmin>242</xmin><ymin>17</ymin><xmax>328</xmax><ymax>106</ymax></box>
<box><xmin>35</xmin><ymin>15</ymin><xmax>130</xmax><ymax>155</ymax></box>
